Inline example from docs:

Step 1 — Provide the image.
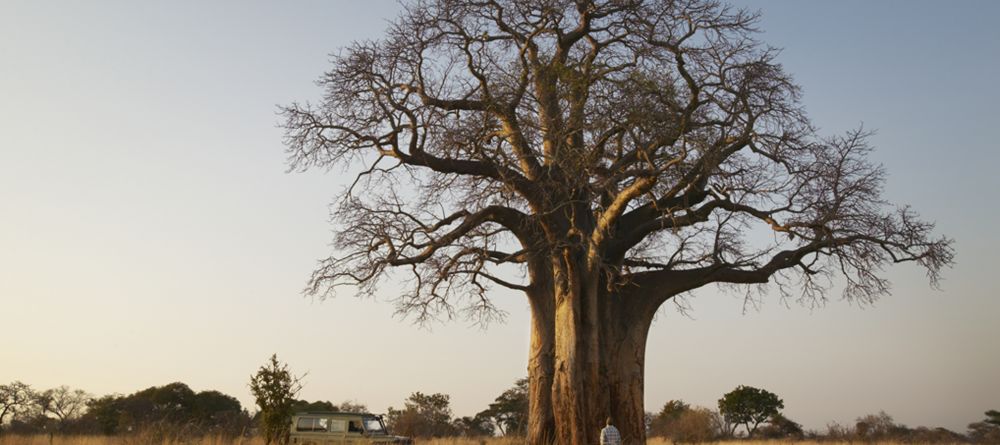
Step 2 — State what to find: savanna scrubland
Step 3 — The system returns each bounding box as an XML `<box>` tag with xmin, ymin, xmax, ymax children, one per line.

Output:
<box><xmin>3</xmin><ymin>378</ymin><xmax>999</xmax><ymax>444</ymax></box>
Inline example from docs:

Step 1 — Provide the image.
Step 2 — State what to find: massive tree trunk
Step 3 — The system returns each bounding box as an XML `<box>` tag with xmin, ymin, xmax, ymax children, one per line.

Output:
<box><xmin>599</xmin><ymin>291</ymin><xmax>657</xmax><ymax>445</ymax></box>
<box><xmin>529</xmin><ymin>252</ymin><xmax>657</xmax><ymax>445</ymax></box>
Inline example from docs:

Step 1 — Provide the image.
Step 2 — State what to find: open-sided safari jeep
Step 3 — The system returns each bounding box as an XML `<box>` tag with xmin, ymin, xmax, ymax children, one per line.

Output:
<box><xmin>290</xmin><ymin>411</ymin><xmax>413</xmax><ymax>445</ymax></box>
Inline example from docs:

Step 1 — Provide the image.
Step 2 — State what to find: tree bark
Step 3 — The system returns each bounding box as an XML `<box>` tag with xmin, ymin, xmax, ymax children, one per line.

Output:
<box><xmin>599</xmin><ymin>292</ymin><xmax>656</xmax><ymax>445</ymax></box>
<box><xmin>527</xmin><ymin>289</ymin><xmax>556</xmax><ymax>443</ymax></box>
<box><xmin>527</xmin><ymin>252</ymin><xmax>657</xmax><ymax>445</ymax></box>
<box><xmin>551</xmin><ymin>252</ymin><xmax>601</xmax><ymax>445</ymax></box>
<box><xmin>518</xmin><ymin>226</ymin><xmax>663</xmax><ymax>445</ymax></box>
<box><xmin>527</xmin><ymin>260</ymin><xmax>556</xmax><ymax>444</ymax></box>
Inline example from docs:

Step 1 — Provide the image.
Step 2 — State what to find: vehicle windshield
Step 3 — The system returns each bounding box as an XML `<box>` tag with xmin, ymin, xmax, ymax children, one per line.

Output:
<box><xmin>363</xmin><ymin>417</ymin><xmax>386</xmax><ymax>434</ymax></box>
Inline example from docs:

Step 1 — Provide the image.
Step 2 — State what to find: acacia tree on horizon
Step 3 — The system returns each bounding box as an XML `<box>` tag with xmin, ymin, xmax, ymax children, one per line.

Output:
<box><xmin>281</xmin><ymin>1</ymin><xmax>954</xmax><ymax>443</ymax></box>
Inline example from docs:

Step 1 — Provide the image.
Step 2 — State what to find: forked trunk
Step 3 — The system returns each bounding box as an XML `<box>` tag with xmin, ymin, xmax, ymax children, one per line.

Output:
<box><xmin>528</xmin><ymin>253</ymin><xmax>656</xmax><ymax>444</ymax></box>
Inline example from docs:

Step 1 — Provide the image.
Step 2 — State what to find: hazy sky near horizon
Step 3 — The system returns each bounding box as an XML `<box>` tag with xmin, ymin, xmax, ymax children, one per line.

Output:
<box><xmin>2</xmin><ymin>0</ymin><xmax>998</xmax><ymax>434</ymax></box>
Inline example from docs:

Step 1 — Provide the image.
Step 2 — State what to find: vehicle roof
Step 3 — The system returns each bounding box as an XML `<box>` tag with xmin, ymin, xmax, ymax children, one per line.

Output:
<box><xmin>293</xmin><ymin>411</ymin><xmax>376</xmax><ymax>416</ymax></box>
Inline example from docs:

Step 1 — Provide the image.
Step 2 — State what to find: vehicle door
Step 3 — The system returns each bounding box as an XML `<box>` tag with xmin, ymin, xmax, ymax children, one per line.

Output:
<box><xmin>343</xmin><ymin>417</ymin><xmax>366</xmax><ymax>445</ymax></box>
<box><xmin>292</xmin><ymin>416</ymin><xmax>342</xmax><ymax>445</ymax></box>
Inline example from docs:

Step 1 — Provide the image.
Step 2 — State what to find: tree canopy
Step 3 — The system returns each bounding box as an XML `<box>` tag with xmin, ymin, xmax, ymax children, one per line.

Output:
<box><xmin>649</xmin><ymin>400</ymin><xmax>691</xmax><ymax>437</ymax></box>
<box><xmin>84</xmin><ymin>382</ymin><xmax>245</xmax><ymax>435</ymax></box>
<box><xmin>284</xmin><ymin>0</ymin><xmax>952</xmax><ymax>320</ymax></box>
<box><xmin>967</xmin><ymin>410</ymin><xmax>1000</xmax><ymax>444</ymax></box>
<box><xmin>37</xmin><ymin>386</ymin><xmax>92</xmax><ymax>428</ymax></box>
<box><xmin>482</xmin><ymin>378</ymin><xmax>528</xmax><ymax>436</ymax></box>
<box><xmin>985</xmin><ymin>410</ymin><xmax>1000</xmax><ymax>427</ymax></box>
<box><xmin>386</xmin><ymin>392</ymin><xmax>456</xmax><ymax>438</ymax></box>
<box><xmin>717</xmin><ymin>385</ymin><xmax>783</xmax><ymax>437</ymax></box>
<box><xmin>0</xmin><ymin>381</ymin><xmax>36</xmax><ymax>433</ymax></box>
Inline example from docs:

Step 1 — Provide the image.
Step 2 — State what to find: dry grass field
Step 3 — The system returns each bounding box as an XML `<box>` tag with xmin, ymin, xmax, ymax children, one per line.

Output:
<box><xmin>0</xmin><ymin>435</ymin><xmax>264</xmax><ymax>445</ymax></box>
<box><xmin>0</xmin><ymin>436</ymin><xmax>970</xmax><ymax>445</ymax></box>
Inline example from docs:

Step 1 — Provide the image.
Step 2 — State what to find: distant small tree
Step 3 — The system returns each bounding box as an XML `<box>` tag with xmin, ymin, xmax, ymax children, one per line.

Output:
<box><xmin>291</xmin><ymin>400</ymin><xmax>337</xmax><ymax>413</ymax></box>
<box><xmin>249</xmin><ymin>354</ymin><xmax>303</xmax><ymax>445</ymax></box>
<box><xmin>453</xmin><ymin>412</ymin><xmax>494</xmax><ymax>437</ymax></box>
<box><xmin>483</xmin><ymin>378</ymin><xmax>528</xmax><ymax>436</ymax></box>
<box><xmin>671</xmin><ymin>407</ymin><xmax>719</xmax><ymax>443</ymax></box>
<box><xmin>386</xmin><ymin>392</ymin><xmax>455</xmax><ymax>438</ymax></box>
<box><xmin>986</xmin><ymin>410</ymin><xmax>1000</xmax><ymax>427</ymax></box>
<box><xmin>191</xmin><ymin>390</ymin><xmax>246</xmax><ymax>434</ymax></box>
<box><xmin>133</xmin><ymin>382</ymin><xmax>198</xmax><ymax>425</ymax></box>
<box><xmin>289</xmin><ymin>399</ymin><xmax>369</xmax><ymax>414</ymax></box>
<box><xmin>337</xmin><ymin>401</ymin><xmax>368</xmax><ymax>413</ymax></box>
<box><xmin>649</xmin><ymin>400</ymin><xmax>691</xmax><ymax>437</ymax></box>
<box><xmin>906</xmin><ymin>426</ymin><xmax>966</xmax><ymax>444</ymax></box>
<box><xmin>855</xmin><ymin>411</ymin><xmax>901</xmax><ymax>441</ymax></box>
<box><xmin>757</xmin><ymin>413</ymin><xmax>803</xmax><ymax>439</ymax></box>
<box><xmin>192</xmin><ymin>390</ymin><xmax>240</xmax><ymax>414</ymax></box>
<box><xmin>0</xmin><ymin>381</ymin><xmax>36</xmax><ymax>434</ymax></box>
<box><xmin>38</xmin><ymin>386</ymin><xmax>92</xmax><ymax>430</ymax></box>
<box><xmin>82</xmin><ymin>395</ymin><xmax>123</xmax><ymax>434</ymax></box>
<box><xmin>968</xmin><ymin>410</ymin><xmax>1000</xmax><ymax>444</ymax></box>
<box><xmin>824</xmin><ymin>421</ymin><xmax>854</xmax><ymax>441</ymax></box>
<box><xmin>4</xmin><ymin>391</ymin><xmax>51</xmax><ymax>435</ymax></box>
<box><xmin>708</xmin><ymin>410</ymin><xmax>728</xmax><ymax>439</ymax></box>
<box><xmin>718</xmin><ymin>385</ymin><xmax>783</xmax><ymax>437</ymax></box>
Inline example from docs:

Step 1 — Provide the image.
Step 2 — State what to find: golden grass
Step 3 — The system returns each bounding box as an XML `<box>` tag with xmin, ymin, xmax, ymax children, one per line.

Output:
<box><xmin>0</xmin><ymin>435</ymin><xmax>265</xmax><ymax>445</ymax></box>
<box><xmin>413</xmin><ymin>440</ymin><xmax>958</xmax><ymax>445</ymax></box>
<box><xmin>417</xmin><ymin>438</ymin><xmax>527</xmax><ymax>445</ymax></box>
<box><xmin>0</xmin><ymin>436</ymin><xmax>967</xmax><ymax>445</ymax></box>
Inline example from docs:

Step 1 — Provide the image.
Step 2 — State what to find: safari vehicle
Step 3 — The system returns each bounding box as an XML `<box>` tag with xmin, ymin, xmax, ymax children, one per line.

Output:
<box><xmin>290</xmin><ymin>411</ymin><xmax>413</xmax><ymax>445</ymax></box>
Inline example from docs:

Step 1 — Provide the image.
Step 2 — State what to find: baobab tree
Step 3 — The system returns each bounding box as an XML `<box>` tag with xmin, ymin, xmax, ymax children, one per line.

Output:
<box><xmin>281</xmin><ymin>1</ymin><xmax>953</xmax><ymax>443</ymax></box>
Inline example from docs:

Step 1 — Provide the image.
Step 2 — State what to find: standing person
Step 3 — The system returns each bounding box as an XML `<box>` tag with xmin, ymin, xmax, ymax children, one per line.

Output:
<box><xmin>600</xmin><ymin>417</ymin><xmax>622</xmax><ymax>445</ymax></box>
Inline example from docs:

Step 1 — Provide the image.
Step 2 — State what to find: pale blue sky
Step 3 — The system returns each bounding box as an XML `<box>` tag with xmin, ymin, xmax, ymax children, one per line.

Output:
<box><xmin>1</xmin><ymin>0</ymin><xmax>997</xmax><ymax>433</ymax></box>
